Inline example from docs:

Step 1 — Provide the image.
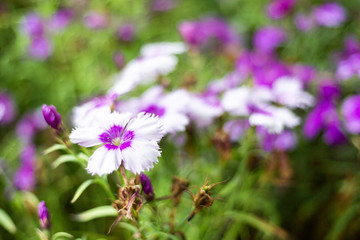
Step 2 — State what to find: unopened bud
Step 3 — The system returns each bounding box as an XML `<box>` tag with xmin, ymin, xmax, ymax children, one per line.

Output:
<box><xmin>42</xmin><ymin>104</ymin><xmax>61</xmax><ymax>130</ymax></box>
<box><xmin>38</xmin><ymin>201</ymin><xmax>51</xmax><ymax>230</ymax></box>
<box><xmin>140</xmin><ymin>173</ymin><xmax>154</xmax><ymax>201</ymax></box>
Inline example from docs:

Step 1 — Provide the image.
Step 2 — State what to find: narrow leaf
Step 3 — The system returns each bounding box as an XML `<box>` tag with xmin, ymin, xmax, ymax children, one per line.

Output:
<box><xmin>0</xmin><ymin>208</ymin><xmax>16</xmax><ymax>234</ymax></box>
<box><xmin>72</xmin><ymin>206</ymin><xmax>117</xmax><ymax>222</ymax></box>
<box><xmin>52</xmin><ymin>155</ymin><xmax>85</xmax><ymax>169</ymax></box>
<box><xmin>52</xmin><ymin>232</ymin><xmax>74</xmax><ymax>240</ymax></box>
<box><xmin>71</xmin><ymin>179</ymin><xmax>95</xmax><ymax>203</ymax></box>
<box><xmin>43</xmin><ymin>144</ymin><xmax>67</xmax><ymax>155</ymax></box>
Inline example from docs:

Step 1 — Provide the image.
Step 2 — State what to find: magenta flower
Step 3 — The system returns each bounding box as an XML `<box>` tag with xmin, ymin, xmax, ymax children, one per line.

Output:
<box><xmin>14</xmin><ymin>145</ymin><xmax>36</xmax><ymax>191</ymax></box>
<box><xmin>342</xmin><ymin>95</ymin><xmax>360</xmax><ymax>134</ymax></box>
<box><xmin>291</xmin><ymin>64</ymin><xmax>316</xmax><ymax>85</ymax></box>
<box><xmin>257</xmin><ymin>128</ymin><xmax>297</xmax><ymax>152</ymax></box>
<box><xmin>294</xmin><ymin>13</ymin><xmax>315</xmax><ymax>32</ymax></box>
<box><xmin>83</xmin><ymin>11</ymin><xmax>108</xmax><ymax>29</ymax></box>
<box><xmin>21</xmin><ymin>13</ymin><xmax>45</xmax><ymax>38</ymax></box>
<box><xmin>178</xmin><ymin>17</ymin><xmax>240</xmax><ymax>49</ymax></box>
<box><xmin>150</xmin><ymin>0</ymin><xmax>177</xmax><ymax>12</ymax></box>
<box><xmin>267</xmin><ymin>0</ymin><xmax>296</xmax><ymax>20</ymax></box>
<box><xmin>0</xmin><ymin>92</ymin><xmax>16</xmax><ymax>125</ymax></box>
<box><xmin>48</xmin><ymin>8</ymin><xmax>73</xmax><ymax>32</ymax></box>
<box><xmin>42</xmin><ymin>104</ymin><xmax>62</xmax><ymax>129</ymax></box>
<box><xmin>28</xmin><ymin>37</ymin><xmax>53</xmax><ymax>60</ymax></box>
<box><xmin>117</xmin><ymin>24</ymin><xmax>136</xmax><ymax>42</ymax></box>
<box><xmin>253</xmin><ymin>26</ymin><xmax>286</xmax><ymax>54</ymax></box>
<box><xmin>38</xmin><ymin>201</ymin><xmax>51</xmax><ymax>229</ymax></box>
<box><xmin>313</xmin><ymin>3</ymin><xmax>346</xmax><ymax>27</ymax></box>
<box><xmin>70</xmin><ymin>112</ymin><xmax>164</xmax><ymax>175</ymax></box>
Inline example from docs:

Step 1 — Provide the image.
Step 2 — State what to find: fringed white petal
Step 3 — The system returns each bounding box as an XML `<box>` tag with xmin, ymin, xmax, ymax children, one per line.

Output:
<box><xmin>86</xmin><ymin>146</ymin><xmax>122</xmax><ymax>176</ymax></box>
<box><xmin>100</xmin><ymin>112</ymin><xmax>133</xmax><ymax>130</ymax></box>
<box><xmin>127</xmin><ymin>112</ymin><xmax>164</xmax><ymax>142</ymax></box>
<box><xmin>69</xmin><ymin>127</ymin><xmax>103</xmax><ymax>147</ymax></box>
<box><xmin>121</xmin><ymin>140</ymin><xmax>161</xmax><ymax>174</ymax></box>
<box><xmin>222</xmin><ymin>87</ymin><xmax>251</xmax><ymax>116</ymax></box>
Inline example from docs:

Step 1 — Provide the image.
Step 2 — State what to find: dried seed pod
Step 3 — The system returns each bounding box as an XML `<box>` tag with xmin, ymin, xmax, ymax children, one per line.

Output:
<box><xmin>171</xmin><ymin>176</ymin><xmax>190</xmax><ymax>206</ymax></box>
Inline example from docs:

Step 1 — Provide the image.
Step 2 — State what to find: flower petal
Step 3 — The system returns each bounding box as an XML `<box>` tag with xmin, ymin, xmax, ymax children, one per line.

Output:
<box><xmin>86</xmin><ymin>146</ymin><xmax>122</xmax><ymax>176</ymax></box>
<box><xmin>126</xmin><ymin>113</ymin><xmax>164</xmax><ymax>142</ymax></box>
<box><xmin>121</xmin><ymin>140</ymin><xmax>161</xmax><ymax>174</ymax></box>
<box><xmin>69</xmin><ymin>127</ymin><xmax>104</xmax><ymax>147</ymax></box>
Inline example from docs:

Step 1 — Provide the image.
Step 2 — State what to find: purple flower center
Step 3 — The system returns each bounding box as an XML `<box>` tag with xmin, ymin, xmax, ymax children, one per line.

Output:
<box><xmin>99</xmin><ymin>125</ymin><xmax>134</xmax><ymax>150</ymax></box>
<box><xmin>143</xmin><ymin>104</ymin><xmax>166</xmax><ymax>117</ymax></box>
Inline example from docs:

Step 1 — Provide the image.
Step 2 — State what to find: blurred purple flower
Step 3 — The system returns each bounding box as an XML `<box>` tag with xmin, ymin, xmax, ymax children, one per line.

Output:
<box><xmin>336</xmin><ymin>37</ymin><xmax>360</xmax><ymax>81</ymax></box>
<box><xmin>0</xmin><ymin>92</ymin><xmax>16</xmax><ymax>125</ymax></box>
<box><xmin>38</xmin><ymin>201</ymin><xmax>51</xmax><ymax>229</ymax></box>
<box><xmin>117</xmin><ymin>24</ymin><xmax>136</xmax><ymax>42</ymax></box>
<box><xmin>28</xmin><ymin>37</ymin><xmax>53</xmax><ymax>60</ymax></box>
<box><xmin>342</xmin><ymin>95</ymin><xmax>360</xmax><ymax>134</ymax></box>
<box><xmin>223</xmin><ymin>119</ymin><xmax>249</xmax><ymax>142</ymax></box>
<box><xmin>291</xmin><ymin>64</ymin><xmax>316</xmax><ymax>85</ymax></box>
<box><xmin>14</xmin><ymin>145</ymin><xmax>36</xmax><ymax>191</ymax></box>
<box><xmin>150</xmin><ymin>0</ymin><xmax>177</xmax><ymax>12</ymax></box>
<box><xmin>140</xmin><ymin>173</ymin><xmax>154</xmax><ymax>201</ymax></box>
<box><xmin>48</xmin><ymin>8</ymin><xmax>73</xmax><ymax>32</ymax></box>
<box><xmin>21</xmin><ymin>13</ymin><xmax>45</xmax><ymax>38</ymax></box>
<box><xmin>267</xmin><ymin>0</ymin><xmax>296</xmax><ymax>20</ymax></box>
<box><xmin>17</xmin><ymin>110</ymin><xmax>47</xmax><ymax>143</ymax></box>
<box><xmin>294</xmin><ymin>13</ymin><xmax>315</xmax><ymax>32</ymax></box>
<box><xmin>253</xmin><ymin>26</ymin><xmax>286</xmax><ymax>54</ymax></box>
<box><xmin>178</xmin><ymin>17</ymin><xmax>240</xmax><ymax>49</ymax></box>
<box><xmin>257</xmin><ymin>127</ymin><xmax>297</xmax><ymax>152</ymax></box>
<box><xmin>313</xmin><ymin>2</ymin><xmax>346</xmax><ymax>27</ymax></box>
<box><xmin>113</xmin><ymin>51</ymin><xmax>126</xmax><ymax>69</ymax></box>
<box><xmin>83</xmin><ymin>11</ymin><xmax>108</xmax><ymax>29</ymax></box>
<box><xmin>303</xmin><ymin>81</ymin><xmax>346</xmax><ymax>145</ymax></box>
<box><xmin>42</xmin><ymin>104</ymin><xmax>62</xmax><ymax>129</ymax></box>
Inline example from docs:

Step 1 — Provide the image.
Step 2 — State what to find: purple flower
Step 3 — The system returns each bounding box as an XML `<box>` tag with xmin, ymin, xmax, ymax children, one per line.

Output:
<box><xmin>178</xmin><ymin>17</ymin><xmax>240</xmax><ymax>49</ymax></box>
<box><xmin>291</xmin><ymin>64</ymin><xmax>316</xmax><ymax>85</ymax></box>
<box><xmin>318</xmin><ymin>80</ymin><xmax>340</xmax><ymax>99</ymax></box>
<box><xmin>16</xmin><ymin>110</ymin><xmax>47</xmax><ymax>143</ymax></box>
<box><xmin>223</xmin><ymin>119</ymin><xmax>249</xmax><ymax>142</ymax></box>
<box><xmin>0</xmin><ymin>92</ymin><xmax>16</xmax><ymax>125</ymax></box>
<box><xmin>253</xmin><ymin>26</ymin><xmax>286</xmax><ymax>54</ymax></box>
<box><xmin>267</xmin><ymin>0</ymin><xmax>296</xmax><ymax>20</ymax></box>
<box><xmin>342</xmin><ymin>95</ymin><xmax>360</xmax><ymax>134</ymax></box>
<box><xmin>303</xmin><ymin>100</ymin><xmax>346</xmax><ymax>145</ymax></box>
<box><xmin>257</xmin><ymin>128</ymin><xmax>297</xmax><ymax>152</ymax></box>
<box><xmin>14</xmin><ymin>145</ymin><xmax>36</xmax><ymax>191</ymax></box>
<box><xmin>113</xmin><ymin>51</ymin><xmax>126</xmax><ymax>69</ymax></box>
<box><xmin>21</xmin><ymin>13</ymin><xmax>45</xmax><ymax>38</ymax></box>
<box><xmin>83</xmin><ymin>11</ymin><xmax>108</xmax><ymax>29</ymax></box>
<box><xmin>150</xmin><ymin>0</ymin><xmax>177</xmax><ymax>12</ymax></box>
<box><xmin>117</xmin><ymin>24</ymin><xmax>136</xmax><ymax>42</ymax></box>
<box><xmin>313</xmin><ymin>3</ymin><xmax>346</xmax><ymax>27</ymax></box>
<box><xmin>28</xmin><ymin>37</ymin><xmax>53</xmax><ymax>60</ymax></box>
<box><xmin>42</xmin><ymin>104</ymin><xmax>62</xmax><ymax>129</ymax></box>
<box><xmin>294</xmin><ymin>13</ymin><xmax>315</xmax><ymax>32</ymax></box>
<box><xmin>48</xmin><ymin>8</ymin><xmax>73</xmax><ymax>32</ymax></box>
<box><xmin>70</xmin><ymin>112</ymin><xmax>164</xmax><ymax>175</ymax></box>
<box><xmin>140</xmin><ymin>173</ymin><xmax>154</xmax><ymax>201</ymax></box>
<box><xmin>38</xmin><ymin>201</ymin><xmax>51</xmax><ymax>230</ymax></box>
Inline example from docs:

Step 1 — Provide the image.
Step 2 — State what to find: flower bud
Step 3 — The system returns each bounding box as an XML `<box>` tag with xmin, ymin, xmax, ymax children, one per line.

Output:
<box><xmin>38</xmin><ymin>201</ymin><xmax>51</xmax><ymax>230</ymax></box>
<box><xmin>140</xmin><ymin>173</ymin><xmax>154</xmax><ymax>201</ymax></box>
<box><xmin>42</xmin><ymin>104</ymin><xmax>61</xmax><ymax>129</ymax></box>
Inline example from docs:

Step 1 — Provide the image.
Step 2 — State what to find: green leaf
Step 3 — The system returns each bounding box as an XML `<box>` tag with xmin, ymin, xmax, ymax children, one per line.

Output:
<box><xmin>52</xmin><ymin>155</ymin><xmax>86</xmax><ymax>169</ymax></box>
<box><xmin>118</xmin><ymin>222</ymin><xmax>139</xmax><ymax>233</ymax></box>
<box><xmin>72</xmin><ymin>206</ymin><xmax>117</xmax><ymax>222</ymax></box>
<box><xmin>225</xmin><ymin>211</ymin><xmax>288</xmax><ymax>240</ymax></box>
<box><xmin>52</xmin><ymin>232</ymin><xmax>74</xmax><ymax>240</ymax></box>
<box><xmin>71</xmin><ymin>179</ymin><xmax>95</xmax><ymax>203</ymax></box>
<box><xmin>43</xmin><ymin>144</ymin><xmax>67</xmax><ymax>155</ymax></box>
<box><xmin>0</xmin><ymin>208</ymin><xmax>16</xmax><ymax>234</ymax></box>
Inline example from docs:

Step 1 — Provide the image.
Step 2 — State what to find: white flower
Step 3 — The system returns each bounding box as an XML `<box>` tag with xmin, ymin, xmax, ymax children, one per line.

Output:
<box><xmin>272</xmin><ymin>76</ymin><xmax>314</xmax><ymax>109</ymax></box>
<box><xmin>249</xmin><ymin>105</ymin><xmax>300</xmax><ymax>133</ymax></box>
<box><xmin>119</xmin><ymin>86</ymin><xmax>190</xmax><ymax>134</ymax></box>
<box><xmin>108</xmin><ymin>42</ymin><xmax>187</xmax><ymax>96</ymax></box>
<box><xmin>69</xmin><ymin>112</ymin><xmax>164</xmax><ymax>175</ymax></box>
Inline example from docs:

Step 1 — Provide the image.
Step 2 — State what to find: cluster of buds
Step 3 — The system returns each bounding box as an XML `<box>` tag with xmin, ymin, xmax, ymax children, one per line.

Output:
<box><xmin>109</xmin><ymin>176</ymin><xmax>143</xmax><ymax>233</ymax></box>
